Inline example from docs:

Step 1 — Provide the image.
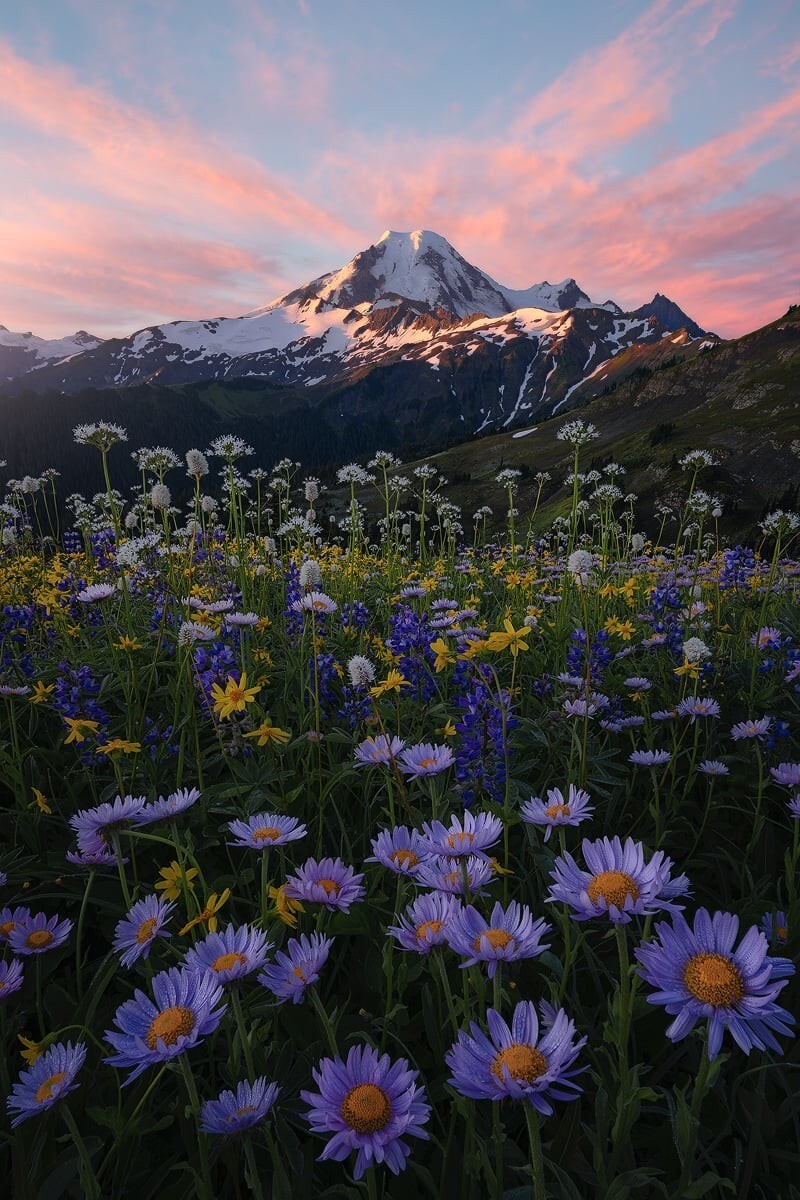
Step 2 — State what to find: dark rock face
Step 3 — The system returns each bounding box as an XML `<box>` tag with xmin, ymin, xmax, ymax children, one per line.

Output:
<box><xmin>631</xmin><ymin>294</ymin><xmax>706</xmax><ymax>339</ymax></box>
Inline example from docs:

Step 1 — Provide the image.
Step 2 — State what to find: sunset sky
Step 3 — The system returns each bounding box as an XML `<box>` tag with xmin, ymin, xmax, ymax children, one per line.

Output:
<box><xmin>1</xmin><ymin>0</ymin><xmax>798</xmax><ymax>340</ymax></box>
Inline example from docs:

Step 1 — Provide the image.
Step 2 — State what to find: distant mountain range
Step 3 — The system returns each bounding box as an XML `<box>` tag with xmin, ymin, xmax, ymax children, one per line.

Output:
<box><xmin>1</xmin><ymin>230</ymin><xmax>713</xmax><ymax>434</ymax></box>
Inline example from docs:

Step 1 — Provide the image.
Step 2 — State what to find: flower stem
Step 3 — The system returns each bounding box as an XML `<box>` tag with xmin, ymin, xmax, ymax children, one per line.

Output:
<box><xmin>524</xmin><ymin>1102</ymin><xmax>547</xmax><ymax>1199</ymax></box>
<box><xmin>61</xmin><ymin>1104</ymin><xmax>100</xmax><ymax>1200</ymax></box>
<box><xmin>179</xmin><ymin>1054</ymin><xmax>214</xmax><ymax>1200</ymax></box>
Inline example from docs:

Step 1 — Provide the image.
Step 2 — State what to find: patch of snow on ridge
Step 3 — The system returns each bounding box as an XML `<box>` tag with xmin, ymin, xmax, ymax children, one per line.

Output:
<box><xmin>512</xmin><ymin>426</ymin><xmax>538</xmax><ymax>438</ymax></box>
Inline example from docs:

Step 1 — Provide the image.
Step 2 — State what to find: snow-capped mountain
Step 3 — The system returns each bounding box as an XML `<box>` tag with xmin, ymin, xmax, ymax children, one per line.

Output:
<box><xmin>2</xmin><ymin>231</ymin><xmax>712</xmax><ymax>433</ymax></box>
<box><xmin>0</xmin><ymin>326</ymin><xmax>104</xmax><ymax>384</ymax></box>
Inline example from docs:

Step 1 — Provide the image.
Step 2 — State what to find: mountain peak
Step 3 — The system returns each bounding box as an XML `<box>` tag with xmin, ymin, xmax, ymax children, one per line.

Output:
<box><xmin>631</xmin><ymin>293</ymin><xmax>706</xmax><ymax>338</ymax></box>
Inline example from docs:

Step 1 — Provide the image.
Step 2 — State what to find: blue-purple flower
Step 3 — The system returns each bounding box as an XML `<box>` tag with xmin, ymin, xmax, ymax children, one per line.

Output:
<box><xmin>9</xmin><ymin>911</ymin><xmax>73</xmax><ymax>956</ymax></box>
<box><xmin>184</xmin><ymin>924</ymin><xmax>272</xmax><ymax>984</ymax></box>
<box><xmin>0</xmin><ymin>958</ymin><xmax>24</xmax><ymax>999</ymax></box>
<box><xmin>547</xmin><ymin>836</ymin><xmax>690</xmax><ymax>924</ymax></box>
<box><xmin>388</xmin><ymin>892</ymin><xmax>460</xmax><ymax>954</ymax></box>
<box><xmin>676</xmin><ymin>697</ymin><xmax>721</xmax><ymax>722</ymax></box>
<box><xmin>69</xmin><ymin>794</ymin><xmax>147</xmax><ymax>854</ymax></box>
<box><xmin>227</xmin><ymin>812</ymin><xmax>307</xmax><ymax>851</ymax></box>
<box><xmin>366</xmin><ymin>827</ymin><xmax>429</xmax><ymax>876</ymax></box>
<box><xmin>0</xmin><ymin>905</ymin><xmax>30</xmax><ymax>942</ymax></box>
<box><xmin>698</xmin><ymin>760</ymin><xmax>729</xmax><ymax>776</ymax></box>
<box><xmin>135</xmin><ymin>787</ymin><xmax>201</xmax><ymax>824</ymax></box>
<box><xmin>421</xmin><ymin>809</ymin><xmax>503</xmax><ymax>860</ymax></box>
<box><xmin>397</xmin><ymin>742</ymin><xmax>454</xmax><ymax>778</ymax></box>
<box><xmin>445</xmin><ymin>1001</ymin><xmax>586</xmax><ymax>1114</ymax></box>
<box><xmin>200</xmin><ymin>1077</ymin><xmax>281</xmax><ymax>1134</ymax></box>
<box><xmin>301</xmin><ymin>1044</ymin><xmax>430</xmax><ymax>1179</ymax></box>
<box><xmin>284</xmin><ymin>857</ymin><xmax>366</xmax><ymax>912</ymax></box>
<box><xmin>770</xmin><ymin>763</ymin><xmax>800</xmax><ymax>787</ymax></box>
<box><xmin>104</xmin><ymin>966</ymin><xmax>227</xmax><ymax>1083</ymax></box>
<box><xmin>520</xmin><ymin>785</ymin><xmax>594</xmax><ymax>842</ymax></box>
<box><xmin>760</xmin><ymin>911</ymin><xmax>789</xmax><ymax>946</ymax></box>
<box><xmin>636</xmin><ymin>908</ymin><xmax>795</xmax><ymax>1059</ymax></box>
<box><xmin>731</xmin><ymin>716</ymin><xmax>772</xmax><ymax>741</ymax></box>
<box><xmin>447</xmin><ymin>901</ymin><xmax>551</xmax><ymax>978</ymax></box>
<box><xmin>7</xmin><ymin>1041</ymin><xmax>87</xmax><ymax>1127</ymax></box>
<box><xmin>629</xmin><ymin>749</ymin><xmax>672</xmax><ymax>767</ymax></box>
<box><xmin>113</xmin><ymin>894</ymin><xmax>175</xmax><ymax>967</ymax></box>
<box><xmin>259</xmin><ymin>932</ymin><xmax>333</xmax><ymax>1003</ymax></box>
<box><xmin>416</xmin><ymin>855</ymin><xmax>496</xmax><ymax>896</ymax></box>
<box><xmin>354</xmin><ymin>734</ymin><xmax>406</xmax><ymax>767</ymax></box>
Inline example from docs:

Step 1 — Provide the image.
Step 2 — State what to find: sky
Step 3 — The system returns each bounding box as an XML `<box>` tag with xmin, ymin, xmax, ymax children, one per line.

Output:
<box><xmin>1</xmin><ymin>0</ymin><xmax>798</xmax><ymax>341</ymax></box>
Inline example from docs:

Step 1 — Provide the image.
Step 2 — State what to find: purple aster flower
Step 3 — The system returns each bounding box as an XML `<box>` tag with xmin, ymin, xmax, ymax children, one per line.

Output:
<box><xmin>0</xmin><ymin>958</ymin><xmax>24</xmax><ymax>999</ymax></box>
<box><xmin>301</xmin><ymin>1043</ymin><xmax>430</xmax><ymax>1180</ymax></box>
<box><xmin>636</xmin><ymin>908</ymin><xmax>795</xmax><ymax>1059</ymax></box>
<box><xmin>0</xmin><ymin>905</ymin><xmax>30</xmax><ymax>942</ymax></box>
<box><xmin>421</xmin><ymin>810</ymin><xmax>503</xmax><ymax>860</ymax></box>
<box><xmin>520</xmin><ymin>785</ymin><xmax>594</xmax><ymax>842</ymax></box>
<box><xmin>227</xmin><ymin>812</ymin><xmax>307</xmax><ymax>851</ymax></box>
<box><xmin>447</xmin><ymin>902</ymin><xmax>551</xmax><ymax>978</ymax></box>
<box><xmin>388</xmin><ymin>892</ymin><xmax>460</xmax><ymax>954</ymax></box>
<box><xmin>366</xmin><ymin>827</ymin><xmax>430</xmax><ymax>877</ymax></box>
<box><xmin>259</xmin><ymin>932</ymin><xmax>333</xmax><ymax>1004</ymax></box>
<box><xmin>652</xmin><ymin>709</ymin><xmax>677</xmax><ymax>721</ymax></box>
<box><xmin>76</xmin><ymin>582</ymin><xmax>117</xmax><ymax>603</ymax></box>
<box><xmin>751</xmin><ymin>626</ymin><xmax>782</xmax><ymax>649</ymax></box>
<box><xmin>624</xmin><ymin>677</ymin><xmax>651</xmax><ymax>690</ymax></box>
<box><xmin>445</xmin><ymin>1001</ymin><xmax>586</xmax><ymax>1114</ymax></box>
<box><xmin>9</xmin><ymin>911</ymin><xmax>73</xmax><ymax>956</ymax></box>
<box><xmin>66</xmin><ymin>844</ymin><xmax>127</xmax><ymax>868</ymax></box>
<box><xmin>760</xmin><ymin>912</ymin><xmax>789</xmax><ymax>946</ymax></box>
<box><xmin>629</xmin><ymin>749</ymin><xmax>672</xmax><ymax>767</ymax></box>
<box><xmin>0</xmin><ymin>870</ymin><xmax>7</xmax><ymax>887</ymax></box>
<box><xmin>354</xmin><ymin>734</ymin><xmax>407</xmax><ymax>767</ymax></box>
<box><xmin>397</xmin><ymin>742</ymin><xmax>455</xmax><ymax>778</ymax></box>
<box><xmin>789</xmin><ymin>795</ymin><xmax>800</xmax><ymax>819</ymax></box>
<box><xmin>7</xmin><ymin>1041</ymin><xmax>87</xmax><ymax>1127</ymax></box>
<box><xmin>284</xmin><ymin>857</ymin><xmax>365</xmax><ymax>912</ymax></box>
<box><xmin>416</xmin><ymin>855</ymin><xmax>496</xmax><ymax>896</ymax></box>
<box><xmin>113</xmin><ymin>894</ymin><xmax>175</xmax><ymax>968</ymax></box>
<box><xmin>135</xmin><ymin>787</ymin><xmax>201</xmax><ymax>824</ymax></box>
<box><xmin>224</xmin><ymin>611</ymin><xmax>260</xmax><ymax>628</ymax></box>
<box><xmin>200</xmin><ymin>1077</ymin><xmax>281</xmax><ymax>1134</ymax></box>
<box><xmin>698</xmin><ymin>760</ymin><xmax>729</xmax><ymax>776</ymax></box>
<box><xmin>70</xmin><ymin>794</ymin><xmax>147</xmax><ymax>854</ymax></box>
<box><xmin>731</xmin><ymin>716</ymin><xmax>772</xmax><ymax>741</ymax></box>
<box><xmin>184</xmin><ymin>924</ymin><xmax>272</xmax><ymax>984</ymax></box>
<box><xmin>104</xmin><ymin>966</ymin><xmax>227</xmax><ymax>1083</ymax></box>
<box><xmin>676</xmin><ymin>697</ymin><xmax>721</xmax><ymax>723</ymax></box>
<box><xmin>770</xmin><ymin>763</ymin><xmax>800</xmax><ymax>788</ymax></box>
<box><xmin>547</xmin><ymin>836</ymin><xmax>690</xmax><ymax>924</ymax></box>
<box><xmin>293</xmin><ymin>591</ymin><xmax>338</xmax><ymax>614</ymax></box>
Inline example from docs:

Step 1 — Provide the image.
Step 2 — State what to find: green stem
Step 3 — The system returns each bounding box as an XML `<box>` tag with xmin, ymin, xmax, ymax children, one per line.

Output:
<box><xmin>673</xmin><ymin>1041</ymin><xmax>712</xmax><ymax>1199</ymax></box>
<box><xmin>243</xmin><ymin>1135</ymin><xmax>267</xmax><ymax>1200</ymax></box>
<box><xmin>309</xmin><ymin>985</ymin><xmax>339</xmax><ymax>1057</ymax></box>
<box><xmin>61</xmin><ymin>1104</ymin><xmax>100</xmax><ymax>1200</ymax></box>
<box><xmin>231</xmin><ymin>987</ymin><xmax>257</xmax><ymax>1080</ymax></box>
<box><xmin>524</xmin><ymin>1103</ymin><xmax>547</xmax><ymax>1199</ymax></box>
<box><xmin>75</xmin><ymin>869</ymin><xmax>96</xmax><ymax>1001</ymax></box>
<box><xmin>179</xmin><ymin>1054</ymin><xmax>214</xmax><ymax>1200</ymax></box>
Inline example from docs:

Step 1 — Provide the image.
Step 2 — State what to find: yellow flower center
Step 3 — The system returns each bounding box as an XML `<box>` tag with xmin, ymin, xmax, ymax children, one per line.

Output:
<box><xmin>212</xmin><ymin>952</ymin><xmax>246</xmax><ymax>973</ymax></box>
<box><xmin>545</xmin><ymin>804</ymin><xmax>570</xmax><ymax>820</ymax></box>
<box><xmin>27</xmin><ymin>930</ymin><xmax>54</xmax><ymax>949</ymax></box>
<box><xmin>491</xmin><ymin>1043</ymin><xmax>548</xmax><ymax>1084</ymax></box>
<box><xmin>586</xmin><ymin>870</ymin><xmax>640</xmax><ymax>908</ymax></box>
<box><xmin>447</xmin><ymin>832</ymin><xmax>474</xmax><ymax>850</ymax></box>
<box><xmin>228</xmin><ymin>687</ymin><xmax>246</xmax><ymax>704</ymax></box>
<box><xmin>317</xmin><ymin>878</ymin><xmax>340</xmax><ymax>896</ymax></box>
<box><xmin>0</xmin><ymin>921</ymin><xmax>15</xmax><ymax>938</ymax></box>
<box><xmin>419</xmin><ymin>757</ymin><xmax>436</xmax><ymax>770</ymax></box>
<box><xmin>233</xmin><ymin>1106</ymin><xmax>255</xmax><ymax>1120</ymax></box>
<box><xmin>340</xmin><ymin>1083</ymin><xmax>392</xmax><ymax>1133</ymax></box>
<box><xmin>145</xmin><ymin>1004</ymin><xmax>196</xmax><ymax>1049</ymax></box>
<box><xmin>252</xmin><ymin>826</ymin><xmax>281</xmax><ymax>843</ymax></box>
<box><xmin>292</xmin><ymin>966</ymin><xmax>307</xmax><ymax>981</ymax></box>
<box><xmin>475</xmin><ymin>928</ymin><xmax>513</xmax><ymax>952</ymax></box>
<box><xmin>683</xmin><ymin>953</ymin><xmax>744</xmax><ymax>1006</ymax></box>
<box><xmin>36</xmin><ymin>1071</ymin><xmax>67</xmax><ymax>1105</ymax></box>
<box><xmin>777</xmin><ymin>925</ymin><xmax>788</xmax><ymax>940</ymax></box>
<box><xmin>389</xmin><ymin>849</ymin><xmax>419</xmax><ymax>868</ymax></box>
<box><xmin>312</xmin><ymin>600</ymin><xmax>328</xmax><ymax>611</ymax></box>
<box><xmin>136</xmin><ymin>918</ymin><xmax>158</xmax><ymax>944</ymax></box>
<box><xmin>416</xmin><ymin>919</ymin><xmax>444</xmax><ymax>942</ymax></box>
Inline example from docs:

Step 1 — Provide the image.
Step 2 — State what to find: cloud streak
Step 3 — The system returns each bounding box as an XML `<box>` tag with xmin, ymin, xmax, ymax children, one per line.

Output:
<box><xmin>0</xmin><ymin>1</ymin><xmax>797</xmax><ymax>340</ymax></box>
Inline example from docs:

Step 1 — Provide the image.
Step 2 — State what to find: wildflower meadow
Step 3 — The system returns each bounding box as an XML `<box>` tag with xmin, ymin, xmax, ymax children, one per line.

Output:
<box><xmin>0</xmin><ymin>421</ymin><xmax>798</xmax><ymax>1199</ymax></box>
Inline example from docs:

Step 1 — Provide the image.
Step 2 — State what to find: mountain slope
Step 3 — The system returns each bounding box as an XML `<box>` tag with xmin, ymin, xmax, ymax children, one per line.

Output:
<box><xmin>0</xmin><ymin>326</ymin><xmax>103</xmax><ymax>384</ymax></box>
<box><xmin>2</xmin><ymin>231</ymin><xmax>709</xmax><ymax>433</ymax></box>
